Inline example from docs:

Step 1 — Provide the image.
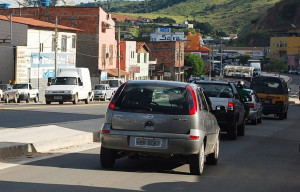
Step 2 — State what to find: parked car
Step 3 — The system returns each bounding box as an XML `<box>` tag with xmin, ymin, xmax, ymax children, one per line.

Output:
<box><xmin>289</xmin><ymin>69</ymin><xmax>298</xmax><ymax>75</ymax></box>
<box><xmin>192</xmin><ymin>80</ymin><xmax>246</xmax><ymax>140</ymax></box>
<box><xmin>0</xmin><ymin>84</ymin><xmax>19</xmax><ymax>103</ymax></box>
<box><xmin>93</xmin><ymin>84</ymin><xmax>114</xmax><ymax>101</ymax></box>
<box><xmin>100</xmin><ymin>80</ymin><xmax>220</xmax><ymax>175</ymax></box>
<box><xmin>244</xmin><ymin>89</ymin><xmax>263</xmax><ymax>125</ymax></box>
<box><xmin>12</xmin><ymin>83</ymin><xmax>39</xmax><ymax>103</ymax></box>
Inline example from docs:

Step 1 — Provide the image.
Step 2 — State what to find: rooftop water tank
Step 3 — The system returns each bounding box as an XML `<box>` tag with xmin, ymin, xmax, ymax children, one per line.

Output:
<box><xmin>0</xmin><ymin>3</ymin><xmax>10</xmax><ymax>9</ymax></box>
<box><xmin>40</xmin><ymin>0</ymin><xmax>50</xmax><ymax>7</ymax></box>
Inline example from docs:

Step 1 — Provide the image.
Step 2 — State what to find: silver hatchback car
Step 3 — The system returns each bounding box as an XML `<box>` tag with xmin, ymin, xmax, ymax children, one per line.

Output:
<box><xmin>100</xmin><ymin>80</ymin><xmax>220</xmax><ymax>175</ymax></box>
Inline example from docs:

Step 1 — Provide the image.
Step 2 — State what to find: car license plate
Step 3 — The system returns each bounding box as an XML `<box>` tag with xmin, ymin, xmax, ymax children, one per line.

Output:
<box><xmin>135</xmin><ymin>137</ymin><xmax>162</xmax><ymax>148</ymax></box>
<box><xmin>261</xmin><ymin>99</ymin><xmax>271</xmax><ymax>104</ymax></box>
<box><xmin>54</xmin><ymin>96</ymin><xmax>62</xmax><ymax>100</ymax></box>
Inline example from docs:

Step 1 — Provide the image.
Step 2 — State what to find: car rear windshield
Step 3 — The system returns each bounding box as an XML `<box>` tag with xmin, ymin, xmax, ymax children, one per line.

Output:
<box><xmin>114</xmin><ymin>84</ymin><xmax>190</xmax><ymax>115</ymax></box>
<box><xmin>12</xmin><ymin>84</ymin><xmax>28</xmax><ymax>89</ymax></box>
<box><xmin>250</xmin><ymin>78</ymin><xmax>284</xmax><ymax>94</ymax></box>
<box><xmin>95</xmin><ymin>85</ymin><xmax>106</xmax><ymax>90</ymax></box>
<box><xmin>196</xmin><ymin>83</ymin><xmax>233</xmax><ymax>98</ymax></box>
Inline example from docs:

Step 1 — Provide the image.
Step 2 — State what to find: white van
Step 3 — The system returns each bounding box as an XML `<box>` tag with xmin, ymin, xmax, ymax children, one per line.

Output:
<box><xmin>249</xmin><ymin>62</ymin><xmax>261</xmax><ymax>77</ymax></box>
<box><xmin>45</xmin><ymin>68</ymin><xmax>92</xmax><ymax>105</ymax></box>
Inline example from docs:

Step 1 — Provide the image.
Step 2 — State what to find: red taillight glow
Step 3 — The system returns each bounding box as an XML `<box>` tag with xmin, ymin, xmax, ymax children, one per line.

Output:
<box><xmin>186</xmin><ymin>85</ymin><xmax>198</xmax><ymax>115</ymax></box>
<box><xmin>108</xmin><ymin>103</ymin><xmax>115</xmax><ymax>110</ymax></box>
<box><xmin>108</xmin><ymin>82</ymin><xmax>127</xmax><ymax>110</ymax></box>
<box><xmin>248</xmin><ymin>103</ymin><xmax>255</xmax><ymax>108</ymax></box>
<box><xmin>228</xmin><ymin>102</ymin><xmax>234</xmax><ymax>112</ymax></box>
<box><xmin>189</xmin><ymin>135</ymin><xmax>200</xmax><ymax>140</ymax></box>
<box><xmin>102</xmin><ymin>130</ymin><xmax>110</xmax><ymax>134</ymax></box>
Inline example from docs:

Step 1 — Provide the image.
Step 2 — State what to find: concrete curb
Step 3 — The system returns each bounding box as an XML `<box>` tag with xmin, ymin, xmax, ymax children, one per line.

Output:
<box><xmin>0</xmin><ymin>131</ymin><xmax>100</xmax><ymax>160</ymax></box>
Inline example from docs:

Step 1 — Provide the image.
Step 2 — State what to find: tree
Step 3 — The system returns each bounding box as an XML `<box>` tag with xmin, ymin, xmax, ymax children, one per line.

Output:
<box><xmin>270</xmin><ymin>58</ymin><xmax>286</xmax><ymax>73</ymax></box>
<box><xmin>237</xmin><ymin>55</ymin><xmax>251</xmax><ymax>65</ymax></box>
<box><xmin>184</xmin><ymin>53</ymin><xmax>205</xmax><ymax>79</ymax></box>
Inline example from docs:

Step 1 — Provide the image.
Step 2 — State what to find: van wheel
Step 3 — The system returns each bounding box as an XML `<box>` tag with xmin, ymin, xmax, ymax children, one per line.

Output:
<box><xmin>189</xmin><ymin>142</ymin><xmax>205</xmax><ymax>175</ymax></box>
<box><xmin>46</xmin><ymin>101</ymin><xmax>51</xmax><ymax>105</ymax></box>
<box><xmin>17</xmin><ymin>98</ymin><xmax>20</xmax><ymax>103</ymax></box>
<box><xmin>85</xmin><ymin>95</ymin><xmax>90</xmax><ymax>104</ymax></box>
<box><xmin>34</xmin><ymin>95</ymin><xmax>39</xmax><ymax>103</ymax></box>
<box><xmin>73</xmin><ymin>94</ymin><xmax>78</xmax><ymax>105</ymax></box>
<box><xmin>228</xmin><ymin>120</ymin><xmax>237</xmax><ymax>140</ymax></box>
<box><xmin>100</xmin><ymin>147</ymin><xmax>116</xmax><ymax>169</ymax></box>
<box><xmin>206</xmin><ymin>135</ymin><xmax>219</xmax><ymax>165</ymax></box>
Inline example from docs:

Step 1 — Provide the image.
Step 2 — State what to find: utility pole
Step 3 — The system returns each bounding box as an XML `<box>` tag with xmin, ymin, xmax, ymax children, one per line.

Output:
<box><xmin>54</xmin><ymin>16</ymin><xmax>58</xmax><ymax>78</ymax></box>
<box><xmin>118</xmin><ymin>26</ymin><xmax>121</xmax><ymax>78</ymax></box>
<box><xmin>179</xmin><ymin>41</ymin><xmax>181</xmax><ymax>82</ymax></box>
<box><xmin>220</xmin><ymin>39</ymin><xmax>223</xmax><ymax>77</ymax></box>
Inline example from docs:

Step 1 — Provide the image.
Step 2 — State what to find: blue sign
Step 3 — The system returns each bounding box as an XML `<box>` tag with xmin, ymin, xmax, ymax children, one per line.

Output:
<box><xmin>159</xmin><ymin>28</ymin><xmax>171</xmax><ymax>33</ymax></box>
<box><xmin>31</xmin><ymin>53</ymin><xmax>76</xmax><ymax>68</ymax></box>
<box><xmin>101</xmin><ymin>71</ymin><xmax>108</xmax><ymax>80</ymax></box>
<box><xmin>43</xmin><ymin>69</ymin><xmax>55</xmax><ymax>78</ymax></box>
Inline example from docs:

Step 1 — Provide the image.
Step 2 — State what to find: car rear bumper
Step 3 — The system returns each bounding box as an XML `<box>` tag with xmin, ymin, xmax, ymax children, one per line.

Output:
<box><xmin>45</xmin><ymin>94</ymin><xmax>75</xmax><ymax>102</ymax></box>
<box><xmin>94</xmin><ymin>94</ymin><xmax>105</xmax><ymax>100</ymax></box>
<box><xmin>100</xmin><ymin>130</ymin><xmax>202</xmax><ymax>155</ymax></box>
<box><xmin>262</xmin><ymin>103</ymin><xmax>284</xmax><ymax>115</ymax></box>
<box><xmin>213</xmin><ymin>111</ymin><xmax>235</xmax><ymax>131</ymax></box>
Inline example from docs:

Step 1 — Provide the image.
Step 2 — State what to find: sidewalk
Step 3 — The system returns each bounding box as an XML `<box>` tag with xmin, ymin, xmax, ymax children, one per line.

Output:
<box><xmin>0</xmin><ymin>125</ymin><xmax>100</xmax><ymax>160</ymax></box>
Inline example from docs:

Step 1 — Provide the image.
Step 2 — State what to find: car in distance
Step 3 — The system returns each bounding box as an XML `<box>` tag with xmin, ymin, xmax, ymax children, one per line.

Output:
<box><xmin>192</xmin><ymin>80</ymin><xmax>246</xmax><ymax>140</ymax></box>
<box><xmin>0</xmin><ymin>84</ymin><xmax>19</xmax><ymax>103</ymax></box>
<box><xmin>100</xmin><ymin>80</ymin><xmax>220</xmax><ymax>175</ymax></box>
<box><xmin>245</xmin><ymin>89</ymin><xmax>263</xmax><ymax>125</ymax></box>
<box><xmin>93</xmin><ymin>84</ymin><xmax>114</xmax><ymax>101</ymax></box>
<box><xmin>12</xmin><ymin>83</ymin><xmax>39</xmax><ymax>103</ymax></box>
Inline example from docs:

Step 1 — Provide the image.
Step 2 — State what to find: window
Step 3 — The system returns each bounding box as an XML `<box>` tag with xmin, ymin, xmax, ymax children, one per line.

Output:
<box><xmin>39</xmin><ymin>43</ymin><xmax>44</xmax><ymax>52</ymax></box>
<box><xmin>144</xmin><ymin>53</ymin><xmax>147</xmax><ymax>63</ymax></box>
<box><xmin>137</xmin><ymin>53</ymin><xmax>141</xmax><ymax>63</ymax></box>
<box><xmin>72</xmin><ymin>35</ymin><xmax>76</xmax><ymax>49</ymax></box>
<box><xmin>52</xmin><ymin>34</ymin><xmax>56</xmax><ymax>52</ymax></box>
<box><xmin>102</xmin><ymin>44</ymin><xmax>106</xmax><ymax>64</ymax></box>
<box><xmin>109</xmin><ymin>45</ymin><xmax>113</xmax><ymax>65</ymax></box>
<box><xmin>61</xmin><ymin>35</ymin><xmax>67</xmax><ymax>52</ymax></box>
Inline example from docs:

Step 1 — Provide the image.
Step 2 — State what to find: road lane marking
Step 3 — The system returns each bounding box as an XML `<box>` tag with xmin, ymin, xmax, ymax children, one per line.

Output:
<box><xmin>0</xmin><ymin>103</ymin><xmax>108</xmax><ymax>110</ymax></box>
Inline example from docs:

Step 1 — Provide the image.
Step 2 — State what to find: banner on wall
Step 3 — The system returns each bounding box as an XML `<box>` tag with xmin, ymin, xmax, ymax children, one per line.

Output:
<box><xmin>15</xmin><ymin>46</ymin><xmax>30</xmax><ymax>83</ymax></box>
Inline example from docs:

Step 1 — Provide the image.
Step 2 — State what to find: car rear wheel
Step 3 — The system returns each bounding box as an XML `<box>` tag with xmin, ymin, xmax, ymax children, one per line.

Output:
<box><xmin>34</xmin><ymin>95</ymin><xmax>39</xmax><ymax>103</ymax></box>
<box><xmin>100</xmin><ymin>147</ymin><xmax>116</xmax><ymax>169</ymax></box>
<box><xmin>283</xmin><ymin>112</ymin><xmax>287</xmax><ymax>119</ymax></box>
<box><xmin>279</xmin><ymin>113</ymin><xmax>284</xmax><ymax>120</ymax></box>
<box><xmin>59</xmin><ymin>101</ymin><xmax>63</xmax><ymax>105</ymax></box>
<box><xmin>189</xmin><ymin>142</ymin><xmax>205</xmax><ymax>175</ymax></box>
<box><xmin>251</xmin><ymin>115</ymin><xmax>258</xmax><ymax>125</ymax></box>
<box><xmin>46</xmin><ymin>101</ymin><xmax>51</xmax><ymax>105</ymax></box>
<box><xmin>206</xmin><ymin>135</ymin><xmax>219</xmax><ymax>165</ymax></box>
<box><xmin>228</xmin><ymin>120</ymin><xmax>237</xmax><ymax>140</ymax></box>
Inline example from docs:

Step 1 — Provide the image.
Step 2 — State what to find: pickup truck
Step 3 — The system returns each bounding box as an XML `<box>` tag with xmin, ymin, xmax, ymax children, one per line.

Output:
<box><xmin>93</xmin><ymin>84</ymin><xmax>114</xmax><ymax>101</ymax></box>
<box><xmin>12</xmin><ymin>83</ymin><xmax>39</xmax><ymax>103</ymax></box>
<box><xmin>0</xmin><ymin>84</ymin><xmax>19</xmax><ymax>103</ymax></box>
<box><xmin>193</xmin><ymin>80</ymin><xmax>246</xmax><ymax>140</ymax></box>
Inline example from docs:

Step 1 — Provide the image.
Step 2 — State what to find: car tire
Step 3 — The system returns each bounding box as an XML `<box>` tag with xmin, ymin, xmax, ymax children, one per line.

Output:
<box><xmin>17</xmin><ymin>98</ymin><xmax>20</xmax><ymax>103</ymax></box>
<box><xmin>189</xmin><ymin>142</ymin><xmax>205</xmax><ymax>175</ymax></box>
<box><xmin>257</xmin><ymin>116</ymin><xmax>262</xmax><ymax>123</ymax></box>
<box><xmin>279</xmin><ymin>113</ymin><xmax>284</xmax><ymax>120</ymax></box>
<box><xmin>284</xmin><ymin>112</ymin><xmax>287</xmax><ymax>119</ymax></box>
<box><xmin>228</xmin><ymin>120</ymin><xmax>237</xmax><ymax>140</ymax></box>
<box><xmin>238</xmin><ymin>118</ymin><xmax>246</xmax><ymax>136</ymax></box>
<box><xmin>13</xmin><ymin>95</ymin><xmax>18</xmax><ymax>103</ymax></box>
<box><xmin>26</xmin><ymin>94</ymin><xmax>30</xmax><ymax>103</ymax></box>
<box><xmin>100</xmin><ymin>147</ymin><xmax>116</xmax><ymax>169</ymax></box>
<box><xmin>73</xmin><ymin>94</ymin><xmax>78</xmax><ymax>105</ymax></box>
<box><xmin>85</xmin><ymin>95</ymin><xmax>90</xmax><ymax>104</ymax></box>
<box><xmin>251</xmin><ymin>116</ymin><xmax>258</xmax><ymax>125</ymax></box>
<box><xmin>5</xmin><ymin>95</ymin><xmax>9</xmax><ymax>103</ymax></box>
<box><xmin>206</xmin><ymin>135</ymin><xmax>219</xmax><ymax>165</ymax></box>
<box><xmin>46</xmin><ymin>101</ymin><xmax>51</xmax><ymax>105</ymax></box>
<box><xmin>59</xmin><ymin>101</ymin><xmax>63</xmax><ymax>105</ymax></box>
<box><xmin>103</xmin><ymin>94</ymin><xmax>107</xmax><ymax>101</ymax></box>
<box><xmin>34</xmin><ymin>95</ymin><xmax>39</xmax><ymax>103</ymax></box>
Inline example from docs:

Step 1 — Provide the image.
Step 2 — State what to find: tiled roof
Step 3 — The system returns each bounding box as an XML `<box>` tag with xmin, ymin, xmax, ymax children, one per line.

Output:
<box><xmin>136</xmin><ymin>42</ymin><xmax>150</xmax><ymax>52</ymax></box>
<box><xmin>106</xmin><ymin>68</ymin><xmax>130</xmax><ymax>77</ymax></box>
<box><xmin>0</xmin><ymin>15</ymin><xmax>81</xmax><ymax>31</ymax></box>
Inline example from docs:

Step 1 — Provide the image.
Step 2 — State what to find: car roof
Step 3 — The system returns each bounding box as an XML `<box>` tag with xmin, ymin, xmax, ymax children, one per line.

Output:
<box><xmin>126</xmin><ymin>80</ymin><xmax>194</xmax><ymax>88</ymax></box>
<box><xmin>193</xmin><ymin>80</ymin><xmax>231</xmax><ymax>85</ymax></box>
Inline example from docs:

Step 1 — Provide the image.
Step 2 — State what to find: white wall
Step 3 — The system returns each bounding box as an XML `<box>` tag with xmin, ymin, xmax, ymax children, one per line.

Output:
<box><xmin>135</xmin><ymin>52</ymin><xmax>149</xmax><ymax>80</ymax></box>
<box><xmin>125</xmin><ymin>41</ymin><xmax>137</xmax><ymax>72</ymax></box>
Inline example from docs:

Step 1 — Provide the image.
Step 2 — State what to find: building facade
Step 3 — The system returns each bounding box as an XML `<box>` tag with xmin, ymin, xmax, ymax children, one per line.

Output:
<box><xmin>0</xmin><ymin>15</ymin><xmax>79</xmax><ymax>100</ymax></box>
<box><xmin>0</xmin><ymin>7</ymin><xmax>117</xmax><ymax>85</ymax></box>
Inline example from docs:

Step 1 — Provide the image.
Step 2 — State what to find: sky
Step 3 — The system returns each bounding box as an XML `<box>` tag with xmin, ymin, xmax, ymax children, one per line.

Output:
<box><xmin>1</xmin><ymin>0</ymin><xmax>144</xmax><ymax>8</ymax></box>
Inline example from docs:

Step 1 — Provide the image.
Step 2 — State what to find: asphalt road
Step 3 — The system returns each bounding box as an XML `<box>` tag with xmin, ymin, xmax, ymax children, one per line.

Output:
<box><xmin>0</xmin><ymin>100</ymin><xmax>299</xmax><ymax>192</ymax></box>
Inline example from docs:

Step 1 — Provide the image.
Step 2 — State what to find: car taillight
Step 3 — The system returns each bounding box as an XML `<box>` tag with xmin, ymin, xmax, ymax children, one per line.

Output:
<box><xmin>248</xmin><ymin>103</ymin><xmax>255</xmax><ymax>108</ymax></box>
<box><xmin>189</xmin><ymin>129</ymin><xmax>200</xmax><ymax>140</ymax></box>
<box><xmin>186</xmin><ymin>85</ymin><xmax>197</xmax><ymax>115</ymax></box>
<box><xmin>108</xmin><ymin>82</ymin><xmax>127</xmax><ymax>110</ymax></box>
<box><xmin>101</xmin><ymin>123</ymin><xmax>111</xmax><ymax>134</ymax></box>
<box><xmin>228</xmin><ymin>102</ymin><xmax>234</xmax><ymax>112</ymax></box>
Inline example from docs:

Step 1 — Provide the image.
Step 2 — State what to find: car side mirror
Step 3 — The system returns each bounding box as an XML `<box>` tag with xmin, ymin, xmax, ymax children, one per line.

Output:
<box><xmin>79</xmin><ymin>82</ymin><xmax>83</xmax><ymax>86</ymax></box>
<box><xmin>288</xmin><ymin>88</ymin><xmax>291</xmax><ymax>92</ymax></box>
